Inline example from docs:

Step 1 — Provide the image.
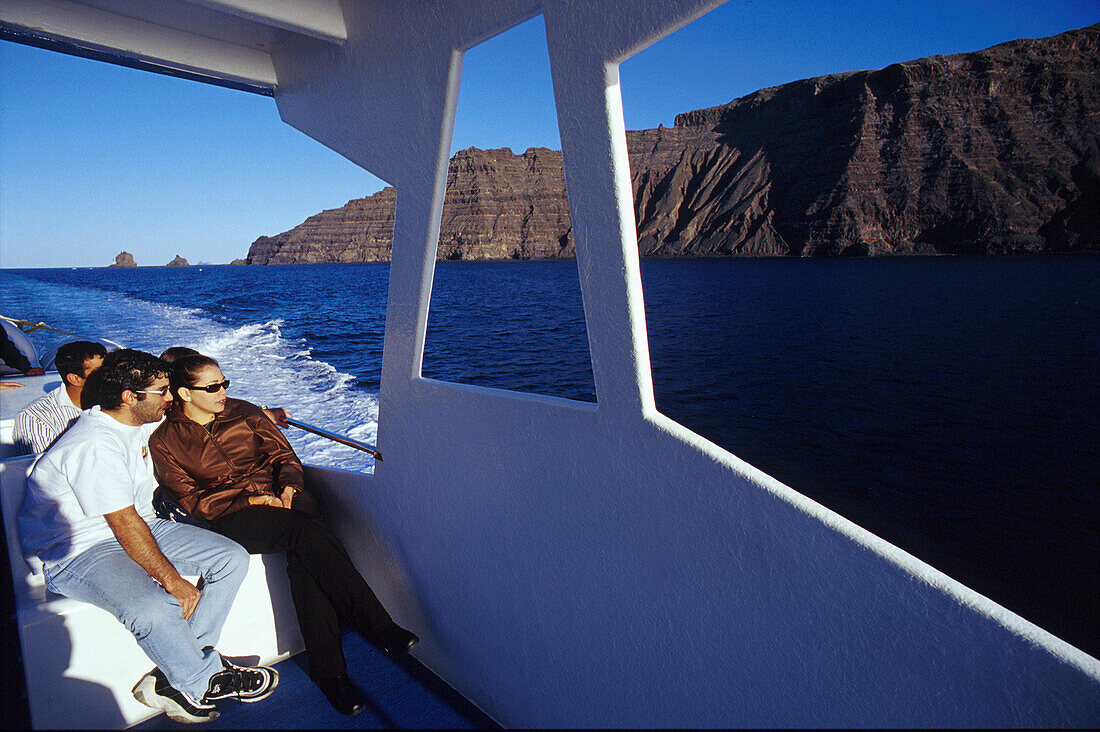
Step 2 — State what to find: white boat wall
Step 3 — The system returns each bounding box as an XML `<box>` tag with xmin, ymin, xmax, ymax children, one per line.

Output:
<box><xmin>1</xmin><ymin>1</ymin><xmax>1098</xmax><ymax>727</ymax></box>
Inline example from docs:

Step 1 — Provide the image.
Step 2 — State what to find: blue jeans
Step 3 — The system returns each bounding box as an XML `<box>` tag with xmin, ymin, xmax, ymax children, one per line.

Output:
<box><xmin>44</xmin><ymin>519</ymin><xmax>250</xmax><ymax>699</ymax></box>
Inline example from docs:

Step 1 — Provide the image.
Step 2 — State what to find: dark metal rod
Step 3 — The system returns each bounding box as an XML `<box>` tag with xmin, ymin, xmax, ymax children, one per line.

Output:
<box><xmin>285</xmin><ymin>418</ymin><xmax>382</xmax><ymax>460</ymax></box>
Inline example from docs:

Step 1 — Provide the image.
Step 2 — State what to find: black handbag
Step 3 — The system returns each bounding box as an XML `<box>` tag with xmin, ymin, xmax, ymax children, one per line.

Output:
<box><xmin>152</xmin><ymin>486</ymin><xmax>213</xmax><ymax>530</ymax></box>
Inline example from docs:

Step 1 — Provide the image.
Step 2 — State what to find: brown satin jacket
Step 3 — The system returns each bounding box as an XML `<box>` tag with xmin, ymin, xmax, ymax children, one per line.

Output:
<box><xmin>149</xmin><ymin>398</ymin><xmax>304</xmax><ymax>521</ymax></box>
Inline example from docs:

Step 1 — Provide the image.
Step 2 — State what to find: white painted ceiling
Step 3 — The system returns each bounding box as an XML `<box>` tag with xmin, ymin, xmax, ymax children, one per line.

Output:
<box><xmin>0</xmin><ymin>0</ymin><xmax>348</xmax><ymax>93</ymax></box>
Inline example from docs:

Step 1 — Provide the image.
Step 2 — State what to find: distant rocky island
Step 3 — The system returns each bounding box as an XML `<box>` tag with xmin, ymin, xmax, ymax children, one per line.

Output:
<box><xmin>106</xmin><ymin>252</ymin><xmax>195</xmax><ymax>267</ymax></box>
<box><xmin>108</xmin><ymin>251</ymin><xmax>137</xmax><ymax>268</ymax></box>
<box><xmin>246</xmin><ymin>23</ymin><xmax>1099</xmax><ymax>264</ymax></box>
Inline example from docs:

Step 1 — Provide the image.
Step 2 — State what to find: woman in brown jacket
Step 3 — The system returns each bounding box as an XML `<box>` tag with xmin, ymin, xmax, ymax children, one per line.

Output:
<box><xmin>148</xmin><ymin>354</ymin><xmax>417</xmax><ymax>716</ymax></box>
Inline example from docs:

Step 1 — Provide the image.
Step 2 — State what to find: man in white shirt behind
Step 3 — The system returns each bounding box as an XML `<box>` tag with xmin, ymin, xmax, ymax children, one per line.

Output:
<box><xmin>18</xmin><ymin>349</ymin><xmax>278</xmax><ymax>723</ymax></box>
<box><xmin>12</xmin><ymin>340</ymin><xmax>105</xmax><ymax>454</ymax></box>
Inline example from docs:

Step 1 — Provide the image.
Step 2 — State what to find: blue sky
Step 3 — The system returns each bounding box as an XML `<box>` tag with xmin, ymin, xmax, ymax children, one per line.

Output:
<box><xmin>2</xmin><ymin>1</ymin><xmax>1097</xmax><ymax>269</ymax></box>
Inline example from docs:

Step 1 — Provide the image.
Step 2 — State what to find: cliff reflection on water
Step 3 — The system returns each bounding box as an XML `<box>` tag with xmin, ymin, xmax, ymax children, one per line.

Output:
<box><xmin>4</xmin><ymin>255</ymin><xmax>1098</xmax><ymax>659</ymax></box>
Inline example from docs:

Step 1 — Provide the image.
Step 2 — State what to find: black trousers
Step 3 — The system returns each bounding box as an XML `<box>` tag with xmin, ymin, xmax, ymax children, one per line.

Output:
<box><xmin>213</xmin><ymin>496</ymin><xmax>395</xmax><ymax>681</ymax></box>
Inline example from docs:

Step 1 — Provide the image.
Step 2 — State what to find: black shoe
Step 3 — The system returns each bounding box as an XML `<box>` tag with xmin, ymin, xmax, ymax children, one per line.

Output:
<box><xmin>218</xmin><ymin>653</ymin><xmax>266</xmax><ymax>675</ymax></box>
<box><xmin>203</xmin><ymin>663</ymin><xmax>279</xmax><ymax>704</ymax></box>
<box><xmin>317</xmin><ymin>674</ymin><xmax>366</xmax><ymax>716</ymax></box>
<box><xmin>378</xmin><ymin>625</ymin><xmax>419</xmax><ymax>656</ymax></box>
<box><xmin>132</xmin><ymin>668</ymin><xmax>220</xmax><ymax>724</ymax></box>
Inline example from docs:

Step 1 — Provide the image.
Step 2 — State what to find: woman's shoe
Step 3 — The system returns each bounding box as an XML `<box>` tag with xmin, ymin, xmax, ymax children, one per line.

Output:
<box><xmin>316</xmin><ymin>674</ymin><xmax>365</xmax><ymax>716</ymax></box>
<box><xmin>378</xmin><ymin>625</ymin><xmax>419</xmax><ymax>656</ymax></box>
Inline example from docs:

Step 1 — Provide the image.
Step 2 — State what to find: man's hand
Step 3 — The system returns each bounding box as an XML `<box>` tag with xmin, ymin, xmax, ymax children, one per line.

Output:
<box><xmin>25</xmin><ymin>367</ymin><xmax>45</xmax><ymax>376</ymax></box>
<box><xmin>163</xmin><ymin>575</ymin><xmax>202</xmax><ymax>620</ymax></box>
<box><xmin>262</xmin><ymin>407</ymin><xmax>291</xmax><ymax>428</ymax></box>
<box><xmin>104</xmin><ymin>505</ymin><xmax>198</xmax><ymax>619</ymax></box>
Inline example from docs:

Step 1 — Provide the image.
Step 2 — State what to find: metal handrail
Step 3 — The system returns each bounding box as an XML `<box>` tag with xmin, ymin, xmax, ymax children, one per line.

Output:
<box><xmin>1</xmin><ymin>315</ymin><xmax>122</xmax><ymax>347</ymax></box>
<box><xmin>285</xmin><ymin>418</ymin><xmax>382</xmax><ymax>460</ymax></box>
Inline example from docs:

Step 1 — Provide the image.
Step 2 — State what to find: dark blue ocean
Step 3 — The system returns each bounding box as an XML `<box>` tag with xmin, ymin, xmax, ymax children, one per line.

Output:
<box><xmin>1</xmin><ymin>256</ymin><xmax>1097</xmax><ymax>658</ymax></box>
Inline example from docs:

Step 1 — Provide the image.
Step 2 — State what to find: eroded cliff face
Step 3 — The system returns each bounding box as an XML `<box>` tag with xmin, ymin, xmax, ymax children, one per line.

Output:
<box><xmin>248</xmin><ymin>148</ymin><xmax>572</xmax><ymax>264</ymax></box>
<box><xmin>674</xmin><ymin>22</ymin><xmax>1100</xmax><ymax>255</ymax></box>
<box><xmin>246</xmin><ymin>23</ymin><xmax>1099</xmax><ymax>264</ymax></box>
<box><xmin>248</xmin><ymin>187</ymin><xmax>397</xmax><ymax>264</ymax></box>
<box><xmin>436</xmin><ymin>147</ymin><xmax>574</xmax><ymax>260</ymax></box>
<box><xmin>626</xmin><ymin>125</ymin><xmax>790</xmax><ymax>256</ymax></box>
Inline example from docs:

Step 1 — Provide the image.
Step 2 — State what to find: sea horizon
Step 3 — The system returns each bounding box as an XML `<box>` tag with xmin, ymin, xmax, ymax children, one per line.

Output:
<box><xmin>7</xmin><ymin>249</ymin><xmax>1100</xmax><ymax>272</ymax></box>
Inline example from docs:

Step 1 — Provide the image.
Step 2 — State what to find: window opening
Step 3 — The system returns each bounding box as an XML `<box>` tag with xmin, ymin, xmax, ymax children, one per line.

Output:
<box><xmin>422</xmin><ymin>15</ymin><xmax>595</xmax><ymax>403</ymax></box>
<box><xmin>618</xmin><ymin>3</ymin><xmax>1100</xmax><ymax>657</ymax></box>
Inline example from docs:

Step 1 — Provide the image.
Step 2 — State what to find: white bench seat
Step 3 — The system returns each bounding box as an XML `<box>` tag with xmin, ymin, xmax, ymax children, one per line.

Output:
<box><xmin>1</xmin><ymin>455</ymin><xmax>304</xmax><ymax>729</ymax></box>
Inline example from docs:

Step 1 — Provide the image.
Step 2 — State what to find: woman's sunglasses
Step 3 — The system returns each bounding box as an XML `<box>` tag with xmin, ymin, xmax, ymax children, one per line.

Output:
<box><xmin>190</xmin><ymin>379</ymin><xmax>230</xmax><ymax>393</ymax></box>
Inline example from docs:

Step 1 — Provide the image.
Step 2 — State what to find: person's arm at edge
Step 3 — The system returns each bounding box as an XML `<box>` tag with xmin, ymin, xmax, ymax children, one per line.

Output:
<box><xmin>0</xmin><ymin>329</ymin><xmax>32</xmax><ymax>372</ymax></box>
<box><xmin>104</xmin><ymin>505</ymin><xmax>200</xmax><ymax>619</ymax></box>
<box><xmin>261</xmin><ymin>407</ymin><xmax>291</xmax><ymax>428</ymax></box>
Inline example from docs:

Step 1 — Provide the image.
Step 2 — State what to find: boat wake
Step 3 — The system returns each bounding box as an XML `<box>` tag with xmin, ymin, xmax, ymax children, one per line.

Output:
<box><xmin>0</xmin><ymin>271</ymin><xmax>379</xmax><ymax>473</ymax></box>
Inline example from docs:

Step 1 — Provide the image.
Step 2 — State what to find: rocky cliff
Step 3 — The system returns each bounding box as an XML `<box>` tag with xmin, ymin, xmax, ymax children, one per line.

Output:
<box><xmin>248</xmin><ymin>148</ymin><xmax>571</xmax><ymax>264</ymax></box>
<box><xmin>165</xmin><ymin>255</ymin><xmax>190</xmax><ymax>267</ymax></box>
<box><xmin>247</xmin><ymin>23</ymin><xmax>1100</xmax><ymax>263</ymax></box>
<box><xmin>108</xmin><ymin>251</ymin><xmax>137</xmax><ymax>267</ymax></box>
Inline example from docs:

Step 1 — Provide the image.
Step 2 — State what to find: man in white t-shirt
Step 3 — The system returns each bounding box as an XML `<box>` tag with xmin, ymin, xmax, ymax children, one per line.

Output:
<box><xmin>18</xmin><ymin>349</ymin><xmax>279</xmax><ymax>723</ymax></box>
<box><xmin>12</xmin><ymin>340</ymin><xmax>106</xmax><ymax>455</ymax></box>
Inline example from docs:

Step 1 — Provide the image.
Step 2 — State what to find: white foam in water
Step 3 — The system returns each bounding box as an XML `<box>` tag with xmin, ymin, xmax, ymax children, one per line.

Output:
<box><xmin>190</xmin><ymin>317</ymin><xmax>378</xmax><ymax>473</ymax></box>
<box><xmin>0</xmin><ymin>273</ymin><xmax>378</xmax><ymax>473</ymax></box>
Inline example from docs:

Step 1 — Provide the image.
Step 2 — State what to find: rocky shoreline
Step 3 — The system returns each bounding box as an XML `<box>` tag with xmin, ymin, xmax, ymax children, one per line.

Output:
<box><xmin>245</xmin><ymin>23</ymin><xmax>1099</xmax><ymax>264</ymax></box>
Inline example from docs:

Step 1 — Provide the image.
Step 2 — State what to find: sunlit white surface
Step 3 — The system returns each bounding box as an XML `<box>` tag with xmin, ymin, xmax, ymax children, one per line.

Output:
<box><xmin>0</xmin><ymin>1</ymin><xmax>1098</xmax><ymax>728</ymax></box>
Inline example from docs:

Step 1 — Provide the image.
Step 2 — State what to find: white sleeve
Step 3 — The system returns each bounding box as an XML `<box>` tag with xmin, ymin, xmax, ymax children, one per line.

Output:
<box><xmin>61</xmin><ymin>438</ymin><xmax>139</xmax><ymax>517</ymax></box>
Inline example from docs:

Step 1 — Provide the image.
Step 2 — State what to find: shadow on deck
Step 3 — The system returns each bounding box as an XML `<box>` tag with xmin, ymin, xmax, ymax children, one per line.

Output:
<box><xmin>135</xmin><ymin>631</ymin><xmax>498</xmax><ymax>730</ymax></box>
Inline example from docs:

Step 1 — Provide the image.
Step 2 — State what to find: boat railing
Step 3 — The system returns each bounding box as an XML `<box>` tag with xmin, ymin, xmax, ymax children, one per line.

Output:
<box><xmin>1</xmin><ymin>315</ymin><xmax>122</xmax><ymax>371</ymax></box>
<box><xmin>285</xmin><ymin>418</ymin><xmax>382</xmax><ymax>460</ymax></box>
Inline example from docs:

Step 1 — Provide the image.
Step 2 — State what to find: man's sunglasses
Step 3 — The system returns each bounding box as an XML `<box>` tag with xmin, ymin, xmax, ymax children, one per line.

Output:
<box><xmin>133</xmin><ymin>386</ymin><xmax>171</xmax><ymax>397</ymax></box>
<box><xmin>190</xmin><ymin>380</ymin><xmax>231</xmax><ymax>394</ymax></box>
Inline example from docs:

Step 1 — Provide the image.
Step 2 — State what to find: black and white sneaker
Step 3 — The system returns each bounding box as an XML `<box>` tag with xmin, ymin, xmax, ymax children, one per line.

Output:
<box><xmin>203</xmin><ymin>663</ymin><xmax>279</xmax><ymax>704</ymax></box>
<box><xmin>132</xmin><ymin>667</ymin><xmax>220</xmax><ymax>724</ymax></box>
<box><xmin>218</xmin><ymin>653</ymin><xmax>261</xmax><ymax>673</ymax></box>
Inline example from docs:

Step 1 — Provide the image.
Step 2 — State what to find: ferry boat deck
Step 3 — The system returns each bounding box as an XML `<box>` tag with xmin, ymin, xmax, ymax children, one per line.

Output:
<box><xmin>0</xmin><ymin>371</ymin><xmax>494</xmax><ymax>729</ymax></box>
<box><xmin>134</xmin><ymin>632</ymin><xmax>496</xmax><ymax>730</ymax></box>
<box><xmin>1</xmin><ymin>1</ymin><xmax>1099</xmax><ymax>727</ymax></box>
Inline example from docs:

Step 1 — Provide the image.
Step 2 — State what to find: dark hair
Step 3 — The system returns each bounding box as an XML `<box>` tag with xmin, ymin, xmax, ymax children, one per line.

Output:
<box><xmin>94</xmin><ymin>349</ymin><xmax>169</xmax><ymax>410</ymax></box>
<box><xmin>54</xmin><ymin>341</ymin><xmax>108</xmax><ymax>378</ymax></box>
<box><xmin>159</xmin><ymin>346</ymin><xmax>201</xmax><ymax>364</ymax></box>
<box><xmin>170</xmin><ymin>354</ymin><xmax>221</xmax><ymax>397</ymax></box>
